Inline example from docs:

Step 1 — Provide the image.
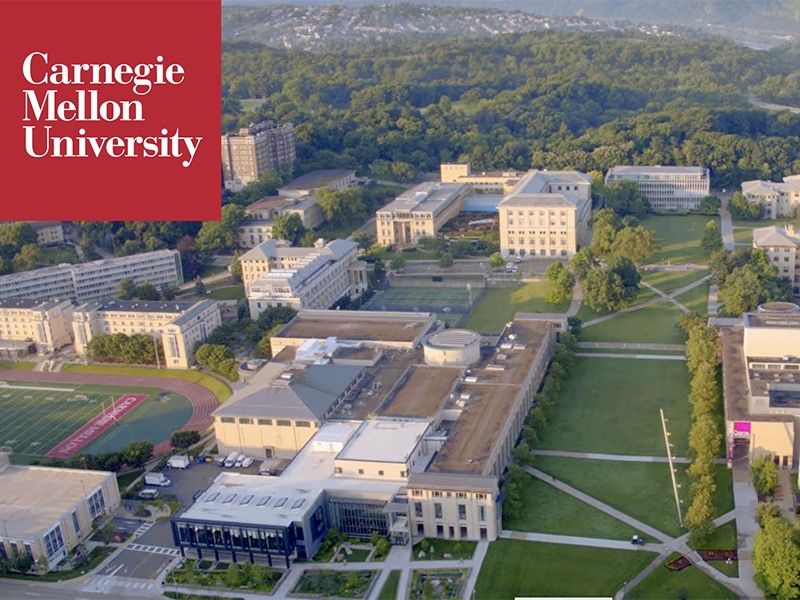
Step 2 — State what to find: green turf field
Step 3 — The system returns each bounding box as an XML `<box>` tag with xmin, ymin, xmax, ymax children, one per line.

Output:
<box><xmin>0</xmin><ymin>381</ymin><xmax>190</xmax><ymax>460</ymax></box>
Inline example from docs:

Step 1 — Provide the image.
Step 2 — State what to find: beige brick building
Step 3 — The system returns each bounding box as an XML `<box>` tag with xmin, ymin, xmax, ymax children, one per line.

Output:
<box><xmin>221</xmin><ymin>121</ymin><xmax>295</xmax><ymax>192</ymax></box>
<box><xmin>440</xmin><ymin>163</ymin><xmax>522</xmax><ymax>193</ymax></box>
<box><xmin>741</xmin><ymin>176</ymin><xmax>800</xmax><ymax>219</ymax></box>
<box><xmin>0</xmin><ymin>454</ymin><xmax>120</xmax><ymax>570</ymax></box>
<box><xmin>605</xmin><ymin>166</ymin><xmax>710</xmax><ymax>212</ymax></box>
<box><xmin>376</xmin><ymin>183</ymin><xmax>469</xmax><ymax>247</ymax></box>
<box><xmin>29</xmin><ymin>222</ymin><xmax>65</xmax><ymax>246</ymax></box>
<box><xmin>498</xmin><ymin>170</ymin><xmax>592</xmax><ymax>258</ymax></box>
<box><xmin>72</xmin><ymin>299</ymin><xmax>221</xmax><ymax>369</ymax></box>
<box><xmin>0</xmin><ymin>298</ymin><xmax>73</xmax><ymax>355</ymax></box>
<box><xmin>752</xmin><ymin>225</ymin><xmax>800</xmax><ymax>293</ymax></box>
<box><xmin>238</xmin><ymin>196</ymin><xmax>325</xmax><ymax>249</ymax></box>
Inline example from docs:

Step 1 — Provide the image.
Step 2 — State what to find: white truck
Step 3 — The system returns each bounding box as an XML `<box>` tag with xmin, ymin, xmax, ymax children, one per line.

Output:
<box><xmin>144</xmin><ymin>472</ymin><xmax>171</xmax><ymax>487</ymax></box>
<box><xmin>167</xmin><ymin>455</ymin><xmax>191</xmax><ymax>469</ymax></box>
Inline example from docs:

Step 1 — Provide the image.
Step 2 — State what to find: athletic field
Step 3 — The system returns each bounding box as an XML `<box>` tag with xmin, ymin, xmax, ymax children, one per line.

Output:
<box><xmin>0</xmin><ymin>380</ymin><xmax>191</xmax><ymax>460</ymax></box>
<box><xmin>369</xmin><ymin>286</ymin><xmax>477</xmax><ymax>311</ymax></box>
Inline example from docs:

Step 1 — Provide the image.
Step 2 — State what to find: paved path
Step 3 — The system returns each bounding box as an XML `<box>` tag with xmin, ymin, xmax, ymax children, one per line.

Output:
<box><xmin>532</xmin><ymin>449</ymin><xmax>689</xmax><ymax>464</ymax></box>
<box><xmin>732</xmin><ymin>461</ymin><xmax>765</xmax><ymax>598</ymax></box>
<box><xmin>640</xmin><ymin>281</ymin><xmax>690</xmax><ymax>313</ymax></box>
<box><xmin>575</xmin><ymin>352</ymin><xmax>686</xmax><ymax>361</ymax></box>
<box><xmin>500</xmin><ymin>530</ymin><xmax>665</xmax><ymax>553</ymax></box>
<box><xmin>566</xmin><ymin>279</ymin><xmax>582</xmax><ymax>317</ymax></box>
<box><xmin>720</xmin><ymin>196</ymin><xmax>735</xmax><ymax>251</ymax></box>
<box><xmin>576</xmin><ymin>341</ymin><xmax>685</xmax><ymax>351</ymax></box>
<box><xmin>641</xmin><ymin>263</ymin><xmax>707</xmax><ymax>272</ymax></box>
<box><xmin>708</xmin><ymin>284</ymin><xmax>720</xmax><ymax>316</ymax></box>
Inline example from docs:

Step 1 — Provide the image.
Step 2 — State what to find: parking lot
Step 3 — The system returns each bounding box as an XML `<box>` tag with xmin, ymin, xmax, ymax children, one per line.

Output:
<box><xmin>134</xmin><ymin>460</ymin><xmax>260</xmax><ymax>548</ymax></box>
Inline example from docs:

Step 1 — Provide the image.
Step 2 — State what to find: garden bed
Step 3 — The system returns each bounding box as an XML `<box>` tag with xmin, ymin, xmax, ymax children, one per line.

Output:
<box><xmin>290</xmin><ymin>569</ymin><xmax>377</xmax><ymax>598</ymax></box>
<box><xmin>409</xmin><ymin>568</ymin><xmax>469</xmax><ymax>600</ymax></box>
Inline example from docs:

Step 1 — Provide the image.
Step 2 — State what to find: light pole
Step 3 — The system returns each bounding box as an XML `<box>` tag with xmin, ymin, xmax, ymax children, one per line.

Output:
<box><xmin>660</xmin><ymin>408</ymin><xmax>683</xmax><ymax>528</ymax></box>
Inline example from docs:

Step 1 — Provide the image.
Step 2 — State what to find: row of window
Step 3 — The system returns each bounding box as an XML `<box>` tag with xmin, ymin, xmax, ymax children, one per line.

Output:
<box><xmin>411</xmin><ymin>490</ymin><xmax>487</xmax><ymax>500</ymax></box>
<box><xmin>414</xmin><ymin>501</ymin><xmax>486</xmax><ymax>522</ymax></box>
<box><xmin>219</xmin><ymin>416</ymin><xmax>313</xmax><ymax>428</ymax></box>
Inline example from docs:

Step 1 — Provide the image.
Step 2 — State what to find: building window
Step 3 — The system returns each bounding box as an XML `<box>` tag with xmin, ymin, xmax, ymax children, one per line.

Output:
<box><xmin>434</xmin><ymin>503</ymin><xmax>443</xmax><ymax>519</ymax></box>
<box><xmin>276</xmin><ymin>419</ymin><xmax>291</xmax><ymax>427</ymax></box>
<box><xmin>414</xmin><ymin>502</ymin><xmax>423</xmax><ymax>518</ymax></box>
<box><xmin>334</xmin><ymin>467</ymin><xmax>342</xmax><ymax>474</ymax></box>
<box><xmin>458</xmin><ymin>504</ymin><xmax>467</xmax><ymax>520</ymax></box>
<box><xmin>436</xmin><ymin>524</ymin><xmax>444</xmax><ymax>537</ymax></box>
<box><xmin>88</xmin><ymin>489</ymin><xmax>106</xmax><ymax>519</ymax></box>
<box><xmin>72</xmin><ymin>510</ymin><xmax>80</xmax><ymax>535</ymax></box>
<box><xmin>257</xmin><ymin>418</ymin><xmax>272</xmax><ymax>425</ymax></box>
<box><xmin>358</xmin><ymin>469</ymin><xmax>364</xmax><ymax>475</ymax></box>
<box><xmin>460</xmin><ymin>526</ymin><xmax>468</xmax><ymax>538</ymax></box>
<box><xmin>220</xmin><ymin>417</ymin><xmax>235</xmax><ymax>424</ymax></box>
<box><xmin>295</xmin><ymin>420</ymin><xmax>311</xmax><ymax>428</ymax></box>
<box><xmin>239</xmin><ymin>417</ymin><xmax>253</xmax><ymax>425</ymax></box>
<box><xmin>43</xmin><ymin>525</ymin><xmax>65</xmax><ymax>559</ymax></box>
<box><xmin>378</xmin><ymin>470</ymin><xmax>384</xmax><ymax>476</ymax></box>
<box><xmin>432</xmin><ymin>491</ymin><xmax>442</xmax><ymax>498</ymax></box>
<box><xmin>456</xmin><ymin>492</ymin><xmax>466</xmax><ymax>499</ymax></box>
<box><xmin>412</xmin><ymin>490</ymin><xmax>423</xmax><ymax>497</ymax></box>
<box><xmin>479</xmin><ymin>506</ymin><xmax>486</xmax><ymax>521</ymax></box>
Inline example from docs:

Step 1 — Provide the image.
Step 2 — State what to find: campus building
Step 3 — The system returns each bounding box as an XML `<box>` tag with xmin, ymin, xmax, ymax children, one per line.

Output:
<box><xmin>741</xmin><ymin>176</ymin><xmax>800</xmax><ymax>219</ymax></box>
<box><xmin>243</xmin><ymin>240</ymin><xmax>367</xmax><ymax>317</ymax></box>
<box><xmin>497</xmin><ymin>169</ymin><xmax>592</xmax><ymax>258</ymax></box>
<box><xmin>440</xmin><ymin>163</ymin><xmax>523</xmax><ymax>194</ymax></box>
<box><xmin>0</xmin><ymin>249</ymin><xmax>184</xmax><ymax>303</ymax></box>
<box><xmin>376</xmin><ymin>183</ymin><xmax>469</xmax><ymax>247</ymax></box>
<box><xmin>277</xmin><ymin>169</ymin><xmax>356</xmax><ymax>199</ymax></box>
<box><xmin>239</xmin><ymin>196</ymin><xmax>325</xmax><ymax>249</ymax></box>
<box><xmin>177</xmin><ymin>310</ymin><xmax>556</xmax><ymax>563</ymax></box>
<box><xmin>752</xmin><ymin>225</ymin><xmax>800</xmax><ymax>293</ymax></box>
<box><xmin>605</xmin><ymin>166</ymin><xmax>710</xmax><ymax>212</ymax></box>
<box><xmin>0</xmin><ymin>298</ymin><xmax>73</xmax><ymax>355</ymax></box>
<box><xmin>72</xmin><ymin>299</ymin><xmax>221</xmax><ymax>369</ymax></box>
<box><xmin>0</xmin><ymin>453</ymin><xmax>120</xmax><ymax>570</ymax></box>
<box><xmin>221</xmin><ymin>121</ymin><xmax>296</xmax><ymax>191</ymax></box>
<box><xmin>719</xmin><ymin>302</ymin><xmax>800</xmax><ymax>469</ymax></box>
<box><xmin>29</xmin><ymin>222</ymin><xmax>65</xmax><ymax>246</ymax></box>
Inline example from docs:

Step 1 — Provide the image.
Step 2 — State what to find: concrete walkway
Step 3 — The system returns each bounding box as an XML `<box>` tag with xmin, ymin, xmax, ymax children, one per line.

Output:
<box><xmin>566</xmin><ymin>280</ymin><xmax>583</xmax><ymax>317</ymax></box>
<box><xmin>532</xmin><ymin>449</ymin><xmax>690</xmax><ymax>464</ymax></box>
<box><xmin>500</xmin><ymin>530</ymin><xmax>665</xmax><ymax>553</ymax></box>
<box><xmin>640</xmin><ymin>281</ymin><xmax>690</xmax><ymax>313</ymax></box>
<box><xmin>575</xmin><ymin>352</ymin><xmax>686</xmax><ymax>361</ymax></box>
<box><xmin>708</xmin><ymin>284</ymin><xmax>720</xmax><ymax>316</ymax></box>
<box><xmin>576</xmin><ymin>341</ymin><xmax>685</xmax><ymax>351</ymax></box>
<box><xmin>731</xmin><ymin>461</ymin><xmax>765</xmax><ymax>599</ymax></box>
<box><xmin>720</xmin><ymin>196</ymin><xmax>735</xmax><ymax>252</ymax></box>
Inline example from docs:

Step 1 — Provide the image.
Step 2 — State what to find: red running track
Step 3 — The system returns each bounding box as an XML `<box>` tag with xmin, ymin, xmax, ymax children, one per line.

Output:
<box><xmin>47</xmin><ymin>394</ymin><xmax>147</xmax><ymax>458</ymax></box>
<box><xmin>0</xmin><ymin>370</ymin><xmax>220</xmax><ymax>457</ymax></box>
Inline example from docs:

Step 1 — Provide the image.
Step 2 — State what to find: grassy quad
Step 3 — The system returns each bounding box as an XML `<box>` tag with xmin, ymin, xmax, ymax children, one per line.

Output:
<box><xmin>532</xmin><ymin>456</ymin><xmax>734</xmax><ymax>538</ymax></box>
<box><xmin>675</xmin><ymin>282</ymin><xmax>710</xmax><ymax>315</ymax></box>
<box><xmin>627</xmin><ymin>552</ymin><xmax>738</xmax><ymax>599</ymax></box>
<box><xmin>689</xmin><ymin>521</ymin><xmax>739</xmax><ymax>577</ymax></box>
<box><xmin>574</xmin><ymin>285</ymin><xmax>657</xmax><ymax>323</ymax></box>
<box><xmin>537</xmin><ymin>358</ymin><xmax>692</xmax><ymax>456</ymax></box>
<box><xmin>503</xmin><ymin>476</ymin><xmax>650</xmax><ymax>540</ymax></box>
<box><xmin>580</xmin><ymin>301</ymin><xmax>687</xmax><ymax>344</ymax></box>
<box><xmin>411</xmin><ymin>539</ymin><xmax>476</xmax><ymax>561</ymax></box>
<box><xmin>205</xmin><ymin>285</ymin><xmax>245</xmax><ymax>301</ymax></box>
<box><xmin>465</xmin><ymin>281</ymin><xmax>570</xmax><ymax>332</ymax></box>
<box><xmin>474</xmin><ymin>539</ymin><xmax>656</xmax><ymax>599</ymax></box>
<box><xmin>642</xmin><ymin>215</ymin><xmax>715</xmax><ymax>266</ymax></box>
<box><xmin>641</xmin><ymin>270</ymin><xmax>708</xmax><ymax>295</ymax></box>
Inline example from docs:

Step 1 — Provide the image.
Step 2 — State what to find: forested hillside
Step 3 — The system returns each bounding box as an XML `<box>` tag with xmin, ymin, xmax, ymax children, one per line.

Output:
<box><xmin>223</xmin><ymin>32</ymin><xmax>800</xmax><ymax>188</ymax></box>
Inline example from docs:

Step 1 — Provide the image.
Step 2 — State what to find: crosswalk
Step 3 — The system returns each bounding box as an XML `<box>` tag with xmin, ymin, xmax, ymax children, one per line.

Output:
<box><xmin>129</xmin><ymin>543</ymin><xmax>181</xmax><ymax>557</ymax></box>
<box><xmin>82</xmin><ymin>575</ymin><xmax>157</xmax><ymax>594</ymax></box>
<box><xmin>133</xmin><ymin>521</ymin><xmax>153</xmax><ymax>538</ymax></box>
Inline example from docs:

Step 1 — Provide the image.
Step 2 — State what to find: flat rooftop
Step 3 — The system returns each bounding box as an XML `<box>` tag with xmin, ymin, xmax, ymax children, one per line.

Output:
<box><xmin>276</xmin><ymin>310</ymin><xmax>434</xmax><ymax>344</ymax></box>
<box><xmin>378</xmin><ymin>365</ymin><xmax>461</xmax><ymax>419</ymax></box>
<box><xmin>245</xmin><ymin>196</ymin><xmax>294</xmax><ymax>211</ymax></box>
<box><xmin>280</xmin><ymin>169</ymin><xmax>354</xmax><ymax>190</ymax></box>
<box><xmin>607</xmin><ymin>165</ymin><xmax>707</xmax><ymax>176</ymax></box>
<box><xmin>428</xmin><ymin>320</ymin><xmax>552</xmax><ymax>474</ymax></box>
<box><xmin>82</xmin><ymin>299</ymin><xmax>197</xmax><ymax>314</ymax></box>
<box><xmin>0</xmin><ymin>298</ymin><xmax>64</xmax><ymax>310</ymax></box>
<box><xmin>0</xmin><ymin>465</ymin><xmax>112</xmax><ymax>539</ymax></box>
<box><xmin>336</xmin><ymin>419</ymin><xmax>430</xmax><ymax>464</ymax></box>
<box><xmin>378</xmin><ymin>182</ymin><xmax>467</xmax><ymax>216</ymax></box>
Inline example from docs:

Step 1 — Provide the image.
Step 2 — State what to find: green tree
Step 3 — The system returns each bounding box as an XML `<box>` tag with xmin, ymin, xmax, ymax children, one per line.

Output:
<box><xmin>122</xmin><ymin>440</ymin><xmax>153</xmax><ymax>468</ymax></box>
<box><xmin>12</xmin><ymin>244</ymin><xmax>42</xmax><ymax>271</ymax></box>
<box><xmin>753</xmin><ymin>512</ymin><xmax>800</xmax><ymax>599</ymax></box>
<box><xmin>170</xmin><ymin>430</ymin><xmax>201</xmax><ymax>449</ymax></box>
<box><xmin>583</xmin><ymin>267</ymin><xmax>625</xmax><ymax>312</ymax></box>
<box><xmin>752</xmin><ymin>454</ymin><xmax>779</xmax><ymax>496</ymax></box>
<box><xmin>195</xmin><ymin>204</ymin><xmax>245</xmax><ymax>253</ymax></box>
<box><xmin>389</xmin><ymin>255</ymin><xmax>407</xmax><ymax>271</ymax></box>
<box><xmin>610</xmin><ymin>226</ymin><xmax>656</xmax><ymax>265</ymax></box>
<box><xmin>729</xmin><ymin>191</ymin><xmax>762</xmax><ymax>220</ymax></box>
<box><xmin>489</xmin><ymin>252</ymin><xmax>504</xmax><ymax>268</ymax></box>
<box><xmin>118</xmin><ymin>278</ymin><xmax>136</xmax><ymax>300</ymax></box>
<box><xmin>601</xmin><ymin>180</ymin><xmax>649</xmax><ymax>217</ymax></box>
<box><xmin>230</xmin><ymin>252</ymin><xmax>243</xmax><ymax>282</ymax></box>
<box><xmin>134</xmin><ymin>283</ymin><xmax>160</xmax><ymax>301</ymax></box>
<box><xmin>570</xmin><ymin>248</ymin><xmax>596</xmax><ymax>280</ymax></box>
<box><xmin>439</xmin><ymin>253</ymin><xmax>454</xmax><ymax>268</ymax></box>
<box><xmin>701</xmin><ymin>220</ymin><xmax>723</xmax><ymax>253</ymax></box>
<box><xmin>609</xmin><ymin>257</ymin><xmax>641</xmax><ymax>298</ymax></box>
<box><xmin>697</xmin><ymin>195</ymin><xmax>721</xmax><ymax>215</ymax></box>
<box><xmin>684</xmin><ymin>474</ymin><xmax>716</xmax><ymax>542</ymax></box>
<box><xmin>591</xmin><ymin>223</ymin><xmax>618</xmax><ymax>257</ymax></box>
<box><xmin>545</xmin><ymin>262</ymin><xmax>574</xmax><ymax>304</ymax></box>
<box><xmin>271</xmin><ymin>213</ymin><xmax>306</xmax><ymax>245</ymax></box>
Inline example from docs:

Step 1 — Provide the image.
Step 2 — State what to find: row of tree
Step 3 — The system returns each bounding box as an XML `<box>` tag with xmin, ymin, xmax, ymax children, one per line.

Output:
<box><xmin>711</xmin><ymin>248</ymin><xmax>792</xmax><ymax>316</ymax></box>
<box><xmin>753</xmin><ymin>503</ymin><xmax>800</xmax><ymax>599</ymax></box>
<box><xmin>678</xmin><ymin>314</ymin><xmax>722</xmax><ymax>542</ymax></box>
<box><xmin>503</xmin><ymin>332</ymin><xmax>578</xmax><ymax>521</ymax></box>
<box><xmin>86</xmin><ymin>333</ymin><xmax>162</xmax><ymax>366</ymax></box>
<box><xmin>33</xmin><ymin>440</ymin><xmax>154</xmax><ymax>472</ymax></box>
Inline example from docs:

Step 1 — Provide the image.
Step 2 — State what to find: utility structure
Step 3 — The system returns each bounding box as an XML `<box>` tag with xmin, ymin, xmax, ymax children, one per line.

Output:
<box><xmin>660</xmin><ymin>408</ymin><xmax>683</xmax><ymax>527</ymax></box>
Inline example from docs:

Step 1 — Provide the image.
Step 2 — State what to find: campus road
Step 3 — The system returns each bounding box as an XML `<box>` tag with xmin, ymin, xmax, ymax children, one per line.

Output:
<box><xmin>0</xmin><ymin>578</ymin><xmax>151</xmax><ymax>600</ymax></box>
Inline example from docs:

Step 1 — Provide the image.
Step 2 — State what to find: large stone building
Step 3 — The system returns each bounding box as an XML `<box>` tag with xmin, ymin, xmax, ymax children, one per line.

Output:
<box><xmin>719</xmin><ymin>302</ymin><xmax>800</xmax><ymax>470</ymax></box>
<box><xmin>376</xmin><ymin>183</ymin><xmax>469</xmax><ymax>247</ymax></box>
<box><xmin>277</xmin><ymin>169</ymin><xmax>356</xmax><ymax>199</ymax></box>
<box><xmin>221</xmin><ymin>121</ymin><xmax>295</xmax><ymax>191</ymax></box>
<box><xmin>29</xmin><ymin>222</ymin><xmax>65</xmax><ymax>246</ymax></box>
<box><xmin>238</xmin><ymin>196</ymin><xmax>325</xmax><ymax>249</ymax></box>
<box><xmin>0</xmin><ymin>453</ymin><xmax>120</xmax><ymax>570</ymax></box>
<box><xmin>497</xmin><ymin>170</ymin><xmax>592</xmax><ymax>258</ymax></box>
<box><xmin>741</xmin><ymin>176</ymin><xmax>800</xmax><ymax>219</ymax></box>
<box><xmin>243</xmin><ymin>240</ymin><xmax>367</xmax><ymax>318</ymax></box>
<box><xmin>752</xmin><ymin>225</ymin><xmax>800</xmax><ymax>294</ymax></box>
<box><xmin>605</xmin><ymin>166</ymin><xmax>710</xmax><ymax>212</ymax></box>
<box><xmin>0</xmin><ymin>249</ymin><xmax>183</xmax><ymax>303</ymax></box>
<box><xmin>176</xmin><ymin>310</ymin><xmax>556</xmax><ymax>563</ymax></box>
<box><xmin>72</xmin><ymin>299</ymin><xmax>221</xmax><ymax>369</ymax></box>
<box><xmin>0</xmin><ymin>299</ymin><xmax>73</xmax><ymax>356</ymax></box>
<box><xmin>440</xmin><ymin>163</ymin><xmax>523</xmax><ymax>194</ymax></box>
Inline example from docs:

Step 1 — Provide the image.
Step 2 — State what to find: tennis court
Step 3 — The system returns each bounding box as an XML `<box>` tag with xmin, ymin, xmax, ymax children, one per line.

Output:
<box><xmin>0</xmin><ymin>380</ymin><xmax>190</xmax><ymax>460</ymax></box>
<box><xmin>368</xmin><ymin>286</ymin><xmax>479</xmax><ymax>312</ymax></box>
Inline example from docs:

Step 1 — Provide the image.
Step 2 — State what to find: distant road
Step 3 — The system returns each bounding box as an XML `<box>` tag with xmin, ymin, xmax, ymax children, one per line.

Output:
<box><xmin>748</xmin><ymin>95</ymin><xmax>800</xmax><ymax>114</ymax></box>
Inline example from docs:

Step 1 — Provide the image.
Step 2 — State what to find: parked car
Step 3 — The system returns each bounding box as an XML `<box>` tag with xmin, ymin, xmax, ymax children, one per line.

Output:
<box><xmin>258</xmin><ymin>461</ymin><xmax>272</xmax><ymax>476</ymax></box>
<box><xmin>138</xmin><ymin>488</ymin><xmax>160</xmax><ymax>500</ymax></box>
<box><xmin>223</xmin><ymin>451</ymin><xmax>239</xmax><ymax>468</ymax></box>
<box><xmin>241</xmin><ymin>456</ymin><xmax>254</xmax><ymax>468</ymax></box>
<box><xmin>234</xmin><ymin>453</ymin><xmax>246</xmax><ymax>468</ymax></box>
<box><xmin>216</xmin><ymin>455</ymin><xmax>226</xmax><ymax>467</ymax></box>
<box><xmin>631</xmin><ymin>535</ymin><xmax>646</xmax><ymax>546</ymax></box>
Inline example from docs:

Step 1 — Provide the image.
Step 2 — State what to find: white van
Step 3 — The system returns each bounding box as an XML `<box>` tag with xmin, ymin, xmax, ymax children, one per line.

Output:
<box><xmin>138</xmin><ymin>488</ymin><xmax>160</xmax><ymax>500</ymax></box>
<box><xmin>223</xmin><ymin>451</ymin><xmax>239</xmax><ymax>468</ymax></box>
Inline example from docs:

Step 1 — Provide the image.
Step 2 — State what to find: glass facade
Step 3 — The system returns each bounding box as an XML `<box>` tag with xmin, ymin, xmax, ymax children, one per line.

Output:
<box><xmin>327</xmin><ymin>497</ymin><xmax>389</xmax><ymax>538</ymax></box>
<box><xmin>88</xmin><ymin>488</ymin><xmax>105</xmax><ymax>519</ymax></box>
<box><xmin>172</xmin><ymin>520</ymin><xmax>295</xmax><ymax>567</ymax></box>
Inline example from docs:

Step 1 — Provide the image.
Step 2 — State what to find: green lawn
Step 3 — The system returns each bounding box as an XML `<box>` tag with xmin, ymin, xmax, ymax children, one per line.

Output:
<box><xmin>643</xmin><ymin>215</ymin><xmax>714</xmax><ymax>265</ymax></box>
<box><xmin>412</xmin><ymin>538</ymin><xmax>476</xmax><ymax>560</ymax></box>
<box><xmin>206</xmin><ymin>285</ymin><xmax>244</xmax><ymax>301</ymax></box>
<box><xmin>676</xmin><ymin>282</ymin><xmax>710</xmax><ymax>315</ymax></box>
<box><xmin>291</xmin><ymin>569</ymin><xmax>377</xmax><ymax>598</ymax></box>
<box><xmin>474</xmin><ymin>539</ymin><xmax>655</xmax><ymax>599</ymax></box>
<box><xmin>580</xmin><ymin>301</ymin><xmax>686</xmax><ymax>344</ymax></box>
<box><xmin>62</xmin><ymin>364</ymin><xmax>231</xmax><ymax>402</ymax></box>
<box><xmin>504</xmin><ymin>475</ymin><xmax>649</xmax><ymax>540</ymax></box>
<box><xmin>116</xmin><ymin>468</ymin><xmax>144</xmax><ymax>491</ymax></box>
<box><xmin>533</xmin><ymin>457</ymin><xmax>734</xmax><ymax>538</ymax></box>
<box><xmin>641</xmin><ymin>270</ymin><xmax>708</xmax><ymax>295</ymax></box>
<box><xmin>689</xmin><ymin>520</ymin><xmax>739</xmax><ymax>577</ymax></box>
<box><xmin>574</xmin><ymin>286</ymin><xmax>657</xmax><ymax>324</ymax></box>
<box><xmin>0</xmin><ymin>360</ymin><xmax>35</xmax><ymax>371</ymax></box>
<box><xmin>38</xmin><ymin>245</ymin><xmax>79</xmax><ymax>266</ymax></box>
<box><xmin>537</xmin><ymin>358</ymin><xmax>692</xmax><ymax>456</ymax></box>
<box><xmin>627</xmin><ymin>553</ymin><xmax>737</xmax><ymax>599</ymax></box>
<box><xmin>465</xmin><ymin>282</ymin><xmax>570</xmax><ymax>332</ymax></box>
<box><xmin>316</xmin><ymin>221</ymin><xmax>366</xmax><ymax>241</ymax></box>
<box><xmin>340</xmin><ymin>548</ymin><xmax>371</xmax><ymax>563</ymax></box>
<box><xmin>732</xmin><ymin>228</ymin><xmax>754</xmax><ymax>245</ymax></box>
<box><xmin>377</xmin><ymin>570</ymin><xmax>400</xmax><ymax>600</ymax></box>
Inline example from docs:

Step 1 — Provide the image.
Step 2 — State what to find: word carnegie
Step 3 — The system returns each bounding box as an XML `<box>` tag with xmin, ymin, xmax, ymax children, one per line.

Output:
<box><xmin>21</xmin><ymin>52</ymin><xmax>202</xmax><ymax>167</ymax></box>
